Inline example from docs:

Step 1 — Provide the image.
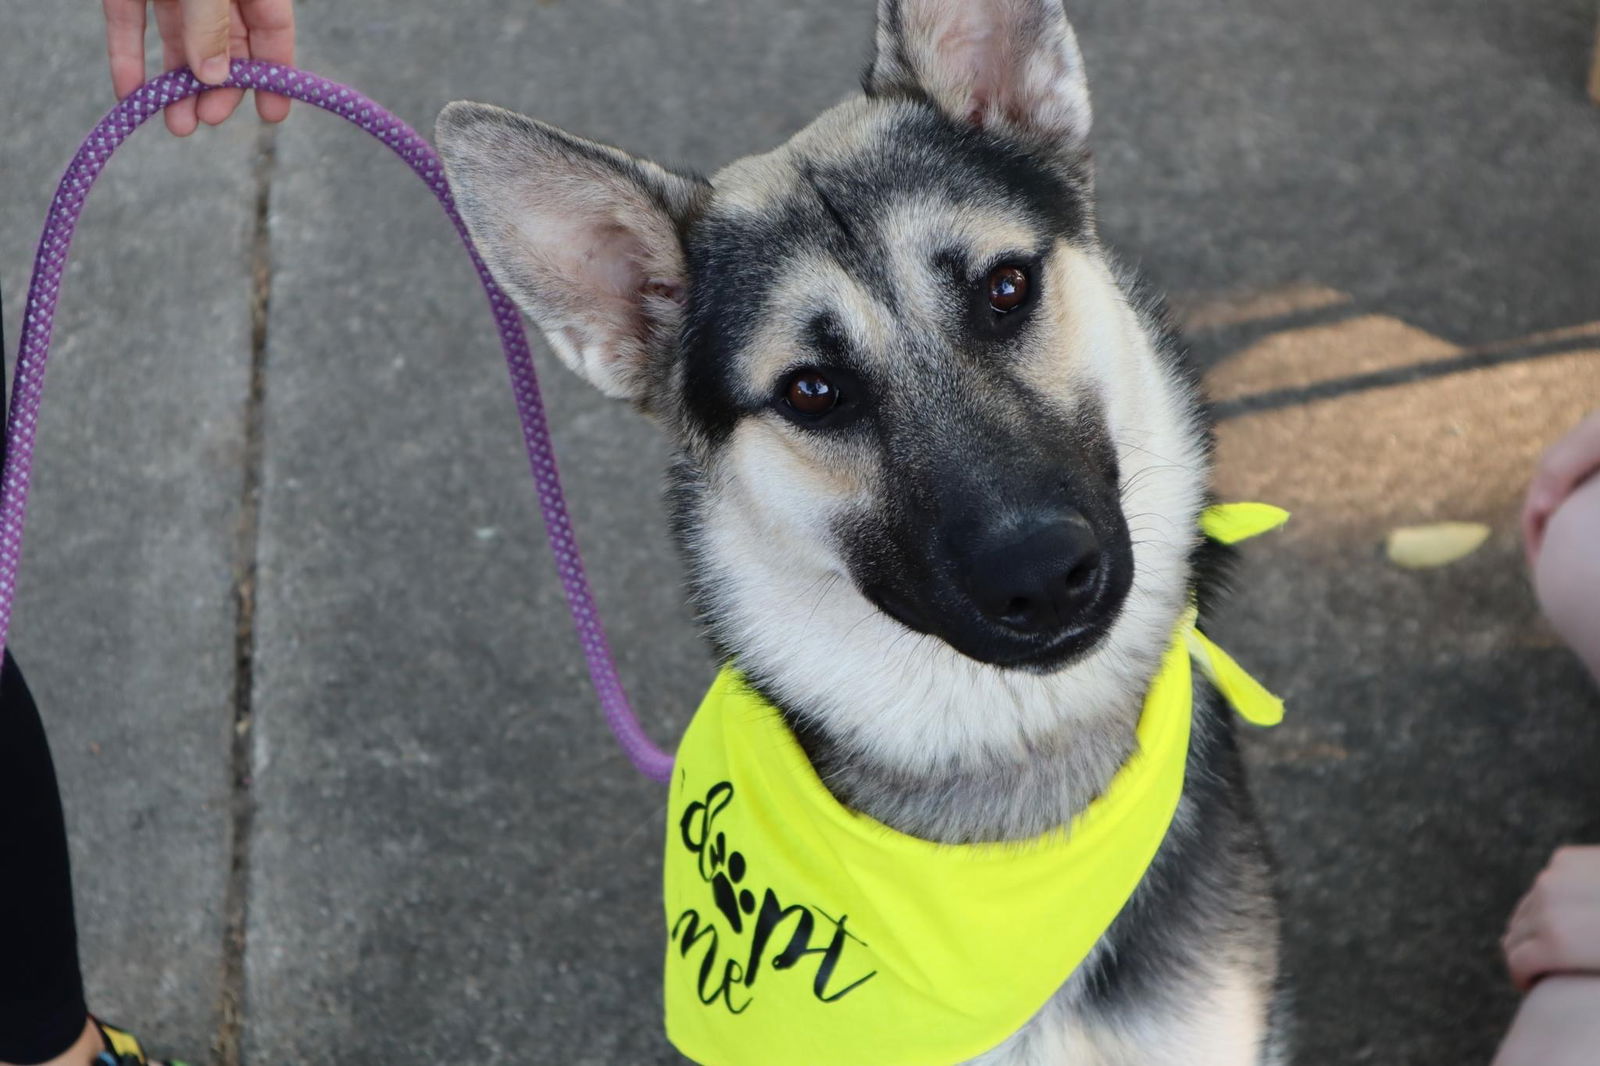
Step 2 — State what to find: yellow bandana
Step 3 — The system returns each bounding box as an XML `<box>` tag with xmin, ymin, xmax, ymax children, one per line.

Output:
<box><xmin>663</xmin><ymin>503</ymin><xmax>1288</xmax><ymax>1066</ymax></box>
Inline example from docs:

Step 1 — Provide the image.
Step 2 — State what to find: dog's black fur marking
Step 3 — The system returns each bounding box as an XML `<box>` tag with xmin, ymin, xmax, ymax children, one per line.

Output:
<box><xmin>805</xmin><ymin>312</ymin><xmax>853</xmax><ymax>367</ymax></box>
<box><xmin>863</xmin><ymin>0</ymin><xmax>911</xmax><ymax>96</ymax></box>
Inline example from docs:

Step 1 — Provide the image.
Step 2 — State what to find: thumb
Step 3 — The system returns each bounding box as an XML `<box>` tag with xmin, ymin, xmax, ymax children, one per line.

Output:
<box><xmin>180</xmin><ymin>0</ymin><xmax>234</xmax><ymax>84</ymax></box>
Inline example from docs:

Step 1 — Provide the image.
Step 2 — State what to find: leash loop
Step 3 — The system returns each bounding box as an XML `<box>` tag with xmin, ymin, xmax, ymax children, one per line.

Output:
<box><xmin>0</xmin><ymin>62</ymin><xmax>675</xmax><ymax>783</ymax></box>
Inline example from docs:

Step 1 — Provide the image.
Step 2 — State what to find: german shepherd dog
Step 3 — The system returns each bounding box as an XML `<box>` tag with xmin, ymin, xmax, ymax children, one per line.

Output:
<box><xmin>436</xmin><ymin>0</ymin><xmax>1286</xmax><ymax>1061</ymax></box>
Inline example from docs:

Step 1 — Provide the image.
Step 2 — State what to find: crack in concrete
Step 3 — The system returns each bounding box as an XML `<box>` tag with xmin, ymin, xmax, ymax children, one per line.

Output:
<box><xmin>212</xmin><ymin>120</ymin><xmax>276</xmax><ymax>1066</ymax></box>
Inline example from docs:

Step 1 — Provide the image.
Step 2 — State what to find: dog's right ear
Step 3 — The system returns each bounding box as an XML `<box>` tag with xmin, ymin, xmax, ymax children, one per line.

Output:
<box><xmin>865</xmin><ymin>0</ymin><xmax>1092</xmax><ymax>156</ymax></box>
<box><xmin>436</xmin><ymin>102</ymin><xmax>708</xmax><ymax>404</ymax></box>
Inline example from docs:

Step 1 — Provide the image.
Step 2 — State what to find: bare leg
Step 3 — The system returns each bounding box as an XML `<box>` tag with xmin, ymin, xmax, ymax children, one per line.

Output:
<box><xmin>1533</xmin><ymin>472</ymin><xmax>1600</xmax><ymax>685</ymax></box>
<box><xmin>1492</xmin><ymin>976</ymin><xmax>1600</xmax><ymax>1066</ymax></box>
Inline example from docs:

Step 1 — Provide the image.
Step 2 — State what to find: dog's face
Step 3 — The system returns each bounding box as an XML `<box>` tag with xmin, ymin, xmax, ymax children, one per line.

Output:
<box><xmin>440</xmin><ymin>0</ymin><xmax>1210</xmax><ymax>770</ymax></box>
<box><xmin>681</xmin><ymin>96</ymin><xmax>1138</xmax><ymax>673</ymax></box>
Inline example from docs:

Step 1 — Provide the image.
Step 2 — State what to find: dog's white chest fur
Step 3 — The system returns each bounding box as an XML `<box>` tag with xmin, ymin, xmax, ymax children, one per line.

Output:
<box><xmin>970</xmin><ymin>962</ymin><xmax>1274</xmax><ymax>1066</ymax></box>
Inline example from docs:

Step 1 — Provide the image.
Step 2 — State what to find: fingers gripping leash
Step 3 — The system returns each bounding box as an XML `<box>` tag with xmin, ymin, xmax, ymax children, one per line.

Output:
<box><xmin>0</xmin><ymin>61</ymin><xmax>676</xmax><ymax>782</ymax></box>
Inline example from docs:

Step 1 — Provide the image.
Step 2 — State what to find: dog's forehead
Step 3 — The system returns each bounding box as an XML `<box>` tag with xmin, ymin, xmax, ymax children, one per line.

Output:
<box><xmin>706</xmin><ymin>97</ymin><xmax>898</xmax><ymax>214</ymax></box>
<box><xmin>699</xmin><ymin>96</ymin><xmax>1082</xmax><ymax>250</ymax></box>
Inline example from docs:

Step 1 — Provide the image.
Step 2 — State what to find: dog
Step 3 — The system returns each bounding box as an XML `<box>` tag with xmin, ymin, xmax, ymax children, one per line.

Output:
<box><xmin>436</xmin><ymin>1</ymin><xmax>1287</xmax><ymax>1062</ymax></box>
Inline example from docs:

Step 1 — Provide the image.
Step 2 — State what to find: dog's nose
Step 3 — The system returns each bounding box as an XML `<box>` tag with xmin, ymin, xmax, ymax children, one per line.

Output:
<box><xmin>966</xmin><ymin>511</ymin><xmax>1104</xmax><ymax>634</ymax></box>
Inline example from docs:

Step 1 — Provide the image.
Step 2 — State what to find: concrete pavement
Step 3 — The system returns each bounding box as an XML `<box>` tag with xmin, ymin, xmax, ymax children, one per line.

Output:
<box><xmin>2</xmin><ymin>1</ymin><xmax>1598</xmax><ymax>1063</ymax></box>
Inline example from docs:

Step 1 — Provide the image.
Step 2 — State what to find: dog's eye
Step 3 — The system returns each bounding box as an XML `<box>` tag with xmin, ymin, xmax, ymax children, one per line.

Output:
<box><xmin>784</xmin><ymin>370</ymin><xmax>839</xmax><ymax>415</ymax></box>
<box><xmin>987</xmin><ymin>265</ymin><xmax>1029</xmax><ymax>313</ymax></box>
<box><xmin>774</xmin><ymin>366</ymin><xmax>866</xmax><ymax>429</ymax></box>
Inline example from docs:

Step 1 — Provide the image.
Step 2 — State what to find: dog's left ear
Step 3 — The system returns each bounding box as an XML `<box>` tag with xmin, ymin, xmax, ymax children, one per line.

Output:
<box><xmin>866</xmin><ymin>0</ymin><xmax>1092</xmax><ymax>154</ymax></box>
<box><xmin>436</xmin><ymin>102</ymin><xmax>708</xmax><ymax>405</ymax></box>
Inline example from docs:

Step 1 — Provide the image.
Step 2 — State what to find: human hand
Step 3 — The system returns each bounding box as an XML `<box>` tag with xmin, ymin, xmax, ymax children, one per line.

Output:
<box><xmin>104</xmin><ymin>0</ymin><xmax>296</xmax><ymax>138</ymax></box>
<box><xmin>1522</xmin><ymin>410</ymin><xmax>1600</xmax><ymax>569</ymax></box>
<box><xmin>1503</xmin><ymin>846</ymin><xmax>1600</xmax><ymax>993</ymax></box>
<box><xmin>1492</xmin><ymin>974</ymin><xmax>1600</xmax><ymax>1066</ymax></box>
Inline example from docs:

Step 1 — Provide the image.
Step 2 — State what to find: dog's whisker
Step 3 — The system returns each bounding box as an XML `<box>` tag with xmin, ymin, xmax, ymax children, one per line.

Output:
<box><xmin>799</xmin><ymin>571</ymin><xmax>844</xmax><ymax>638</ymax></box>
<box><xmin>1112</xmin><ymin>435</ymin><xmax>1190</xmax><ymax>469</ymax></box>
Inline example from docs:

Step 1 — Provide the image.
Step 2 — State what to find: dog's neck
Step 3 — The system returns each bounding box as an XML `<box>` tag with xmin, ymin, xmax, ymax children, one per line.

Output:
<box><xmin>784</xmin><ymin>689</ymin><xmax>1141</xmax><ymax>844</ymax></box>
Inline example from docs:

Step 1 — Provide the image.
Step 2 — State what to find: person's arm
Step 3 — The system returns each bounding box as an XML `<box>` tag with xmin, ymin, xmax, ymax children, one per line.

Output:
<box><xmin>103</xmin><ymin>0</ymin><xmax>295</xmax><ymax>138</ymax></box>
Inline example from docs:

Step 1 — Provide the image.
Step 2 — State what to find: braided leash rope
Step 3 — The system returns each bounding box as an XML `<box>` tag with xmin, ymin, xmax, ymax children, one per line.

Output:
<box><xmin>1</xmin><ymin>61</ymin><xmax>675</xmax><ymax>783</ymax></box>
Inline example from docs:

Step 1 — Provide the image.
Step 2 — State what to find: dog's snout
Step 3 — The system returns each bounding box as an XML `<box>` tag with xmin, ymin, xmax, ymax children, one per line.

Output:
<box><xmin>966</xmin><ymin>512</ymin><xmax>1104</xmax><ymax>634</ymax></box>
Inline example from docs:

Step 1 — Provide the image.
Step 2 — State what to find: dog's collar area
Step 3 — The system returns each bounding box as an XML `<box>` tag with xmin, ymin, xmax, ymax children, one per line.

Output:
<box><xmin>661</xmin><ymin>503</ymin><xmax>1286</xmax><ymax>1066</ymax></box>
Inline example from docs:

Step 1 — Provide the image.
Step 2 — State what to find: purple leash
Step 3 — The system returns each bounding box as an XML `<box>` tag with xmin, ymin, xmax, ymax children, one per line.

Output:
<box><xmin>0</xmin><ymin>61</ymin><xmax>676</xmax><ymax>783</ymax></box>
